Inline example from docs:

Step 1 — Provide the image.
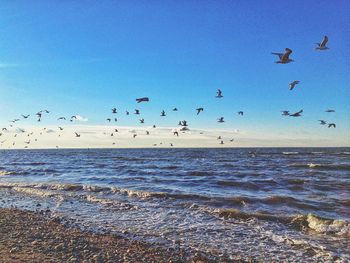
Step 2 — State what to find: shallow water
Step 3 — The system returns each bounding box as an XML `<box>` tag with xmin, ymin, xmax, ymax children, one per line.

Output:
<box><xmin>0</xmin><ymin>148</ymin><xmax>349</xmax><ymax>261</ymax></box>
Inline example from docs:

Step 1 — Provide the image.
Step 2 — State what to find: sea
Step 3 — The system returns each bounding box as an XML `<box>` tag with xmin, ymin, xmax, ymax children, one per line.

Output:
<box><xmin>0</xmin><ymin>148</ymin><xmax>349</xmax><ymax>262</ymax></box>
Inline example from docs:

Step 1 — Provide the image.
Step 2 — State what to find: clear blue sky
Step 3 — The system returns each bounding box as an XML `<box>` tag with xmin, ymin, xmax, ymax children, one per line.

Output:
<box><xmin>0</xmin><ymin>1</ymin><xmax>349</xmax><ymax>144</ymax></box>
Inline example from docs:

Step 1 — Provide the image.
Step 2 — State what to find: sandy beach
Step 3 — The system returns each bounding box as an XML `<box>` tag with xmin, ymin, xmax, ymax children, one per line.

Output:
<box><xmin>0</xmin><ymin>208</ymin><xmax>219</xmax><ymax>263</ymax></box>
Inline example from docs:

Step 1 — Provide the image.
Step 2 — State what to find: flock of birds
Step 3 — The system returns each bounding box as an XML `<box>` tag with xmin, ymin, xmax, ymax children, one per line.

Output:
<box><xmin>0</xmin><ymin>36</ymin><xmax>338</xmax><ymax>149</ymax></box>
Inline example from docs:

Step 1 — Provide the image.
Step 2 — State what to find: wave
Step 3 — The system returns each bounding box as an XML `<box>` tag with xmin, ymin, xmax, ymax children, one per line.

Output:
<box><xmin>290</xmin><ymin>163</ymin><xmax>350</xmax><ymax>171</ymax></box>
<box><xmin>282</xmin><ymin>152</ymin><xmax>299</xmax><ymax>155</ymax></box>
<box><xmin>0</xmin><ymin>170</ymin><xmax>16</xmax><ymax>176</ymax></box>
<box><xmin>210</xmin><ymin>208</ymin><xmax>349</xmax><ymax>237</ymax></box>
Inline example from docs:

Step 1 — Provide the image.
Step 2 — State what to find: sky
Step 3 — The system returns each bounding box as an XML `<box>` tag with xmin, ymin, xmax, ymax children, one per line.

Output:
<box><xmin>0</xmin><ymin>1</ymin><xmax>349</xmax><ymax>147</ymax></box>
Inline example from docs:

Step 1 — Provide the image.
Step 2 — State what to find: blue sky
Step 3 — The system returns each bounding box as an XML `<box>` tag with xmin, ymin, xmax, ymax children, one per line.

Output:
<box><xmin>0</xmin><ymin>1</ymin><xmax>349</xmax><ymax>145</ymax></box>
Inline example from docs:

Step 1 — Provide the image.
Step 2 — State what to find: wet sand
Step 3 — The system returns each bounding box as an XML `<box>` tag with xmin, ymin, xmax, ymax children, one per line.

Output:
<box><xmin>0</xmin><ymin>208</ymin><xmax>219</xmax><ymax>263</ymax></box>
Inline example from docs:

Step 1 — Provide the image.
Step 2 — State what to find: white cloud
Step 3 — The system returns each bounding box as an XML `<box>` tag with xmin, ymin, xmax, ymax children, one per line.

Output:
<box><xmin>75</xmin><ymin>115</ymin><xmax>88</xmax><ymax>122</ymax></box>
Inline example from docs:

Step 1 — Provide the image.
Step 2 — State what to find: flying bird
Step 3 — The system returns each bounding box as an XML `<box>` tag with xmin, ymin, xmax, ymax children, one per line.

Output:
<box><xmin>238</xmin><ymin>111</ymin><xmax>244</xmax><ymax>116</ymax></box>
<box><xmin>112</xmin><ymin>108</ymin><xmax>117</xmax><ymax>114</ymax></box>
<box><xmin>281</xmin><ymin>111</ymin><xmax>290</xmax><ymax>116</ymax></box>
<box><xmin>75</xmin><ymin>132</ymin><xmax>81</xmax><ymax>137</ymax></box>
<box><xmin>289</xmin><ymin>109</ymin><xmax>303</xmax><ymax>117</ymax></box>
<box><xmin>217</xmin><ymin>117</ymin><xmax>225</xmax><ymax>123</ymax></box>
<box><xmin>140</xmin><ymin>118</ymin><xmax>145</xmax><ymax>124</ymax></box>
<box><xmin>58</xmin><ymin>127</ymin><xmax>64</xmax><ymax>130</ymax></box>
<box><xmin>173</xmin><ymin>108</ymin><xmax>178</xmax><ymax>111</ymax></box>
<box><xmin>179</xmin><ymin>120</ymin><xmax>188</xmax><ymax>126</ymax></box>
<box><xmin>36</xmin><ymin>112</ymin><xmax>42</xmax><ymax>122</ymax></box>
<box><xmin>318</xmin><ymin>120</ymin><xmax>327</xmax><ymax>125</ymax></box>
<box><xmin>325</xmin><ymin>109</ymin><xmax>335</xmax><ymax>113</ymax></box>
<box><xmin>173</xmin><ymin>131</ymin><xmax>179</xmax><ymax>136</ymax></box>
<box><xmin>328</xmin><ymin>123</ymin><xmax>336</xmax><ymax>128</ymax></box>
<box><xmin>126</xmin><ymin>111</ymin><xmax>130</xmax><ymax>115</ymax></box>
<box><xmin>134</xmin><ymin>109</ymin><xmax>140</xmax><ymax>115</ymax></box>
<box><xmin>160</xmin><ymin>110</ymin><xmax>166</xmax><ymax>117</ymax></box>
<box><xmin>289</xmin><ymin>80</ymin><xmax>300</xmax><ymax>90</ymax></box>
<box><xmin>136</xmin><ymin>97</ymin><xmax>149</xmax><ymax>103</ymax></box>
<box><xmin>106</xmin><ymin>118</ymin><xmax>111</xmax><ymax>122</ymax></box>
<box><xmin>271</xmin><ymin>48</ymin><xmax>294</xmax><ymax>64</ymax></box>
<box><xmin>315</xmin><ymin>36</ymin><xmax>329</xmax><ymax>50</ymax></box>
<box><xmin>133</xmin><ymin>134</ymin><xmax>137</xmax><ymax>138</ymax></box>
<box><xmin>21</xmin><ymin>115</ymin><xmax>30</xmax><ymax>119</ymax></box>
<box><xmin>196</xmin><ymin>108</ymin><xmax>204</xmax><ymax>115</ymax></box>
<box><xmin>57</xmin><ymin>117</ymin><xmax>66</xmax><ymax>121</ymax></box>
<box><xmin>216</xmin><ymin>89</ymin><xmax>223</xmax><ymax>98</ymax></box>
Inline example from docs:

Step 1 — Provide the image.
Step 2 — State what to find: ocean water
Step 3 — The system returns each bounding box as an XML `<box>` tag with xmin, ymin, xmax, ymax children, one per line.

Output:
<box><xmin>0</xmin><ymin>148</ymin><xmax>349</xmax><ymax>262</ymax></box>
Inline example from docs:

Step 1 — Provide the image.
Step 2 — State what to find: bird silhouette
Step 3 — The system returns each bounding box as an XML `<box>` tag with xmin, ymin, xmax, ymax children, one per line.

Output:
<box><xmin>315</xmin><ymin>36</ymin><xmax>329</xmax><ymax>50</ymax></box>
<box><xmin>216</xmin><ymin>89</ymin><xmax>223</xmax><ymax>98</ymax></box>
<box><xmin>136</xmin><ymin>97</ymin><xmax>149</xmax><ymax>103</ymax></box>
<box><xmin>272</xmin><ymin>48</ymin><xmax>294</xmax><ymax>64</ymax></box>
<box><xmin>196</xmin><ymin>108</ymin><xmax>204</xmax><ymax>115</ymax></box>
<box><xmin>328</xmin><ymin>123</ymin><xmax>336</xmax><ymax>128</ymax></box>
<box><xmin>217</xmin><ymin>117</ymin><xmax>225</xmax><ymax>123</ymax></box>
<box><xmin>289</xmin><ymin>80</ymin><xmax>300</xmax><ymax>90</ymax></box>
<box><xmin>289</xmin><ymin>109</ymin><xmax>303</xmax><ymax>117</ymax></box>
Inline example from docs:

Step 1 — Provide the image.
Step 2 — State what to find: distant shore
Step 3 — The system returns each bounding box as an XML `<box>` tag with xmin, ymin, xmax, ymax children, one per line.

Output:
<box><xmin>0</xmin><ymin>208</ymin><xmax>215</xmax><ymax>263</ymax></box>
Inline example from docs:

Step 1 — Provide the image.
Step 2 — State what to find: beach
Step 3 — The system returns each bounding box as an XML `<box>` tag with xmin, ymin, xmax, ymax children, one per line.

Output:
<box><xmin>0</xmin><ymin>148</ymin><xmax>349</xmax><ymax>262</ymax></box>
<box><xmin>0</xmin><ymin>208</ymin><xmax>214</xmax><ymax>263</ymax></box>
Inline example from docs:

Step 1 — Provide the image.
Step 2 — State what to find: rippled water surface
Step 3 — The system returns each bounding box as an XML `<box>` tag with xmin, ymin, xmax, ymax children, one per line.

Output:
<box><xmin>0</xmin><ymin>148</ymin><xmax>349</xmax><ymax>261</ymax></box>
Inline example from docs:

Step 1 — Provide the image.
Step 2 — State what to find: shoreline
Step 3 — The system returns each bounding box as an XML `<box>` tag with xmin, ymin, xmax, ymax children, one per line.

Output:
<box><xmin>0</xmin><ymin>208</ymin><xmax>221</xmax><ymax>263</ymax></box>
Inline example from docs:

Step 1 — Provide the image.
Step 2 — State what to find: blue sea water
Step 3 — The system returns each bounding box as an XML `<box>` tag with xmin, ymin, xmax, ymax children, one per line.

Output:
<box><xmin>0</xmin><ymin>148</ymin><xmax>349</xmax><ymax>261</ymax></box>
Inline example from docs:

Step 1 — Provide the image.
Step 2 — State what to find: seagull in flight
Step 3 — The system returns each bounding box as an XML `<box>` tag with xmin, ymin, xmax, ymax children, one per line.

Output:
<box><xmin>70</xmin><ymin>115</ymin><xmax>77</xmax><ymax>122</ymax></box>
<box><xmin>21</xmin><ymin>115</ymin><xmax>30</xmax><ymax>119</ymax></box>
<box><xmin>36</xmin><ymin>112</ymin><xmax>42</xmax><ymax>122</ymax></box>
<box><xmin>196</xmin><ymin>108</ymin><xmax>204</xmax><ymax>115</ymax></box>
<box><xmin>238</xmin><ymin>111</ymin><xmax>244</xmax><ymax>116</ymax></box>
<box><xmin>179</xmin><ymin>120</ymin><xmax>188</xmax><ymax>126</ymax></box>
<box><xmin>173</xmin><ymin>108</ymin><xmax>178</xmax><ymax>111</ymax></box>
<box><xmin>106</xmin><ymin>118</ymin><xmax>111</xmax><ymax>122</ymax></box>
<box><xmin>328</xmin><ymin>123</ymin><xmax>336</xmax><ymax>128</ymax></box>
<box><xmin>281</xmin><ymin>111</ymin><xmax>290</xmax><ymax>116</ymax></box>
<box><xmin>75</xmin><ymin>132</ymin><xmax>81</xmax><ymax>137</ymax></box>
<box><xmin>136</xmin><ymin>97</ymin><xmax>149</xmax><ymax>103</ymax></box>
<box><xmin>112</xmin><ymin>108</ymin><xmax>117</xmax><ymax>114</ymax></box>
<box><xmin>140</xmin><ymin>118</ymin><xmax>145</xmax><ymax>124</ymax></box>
<box><xmin>160</xmin><ymin>110</ymin><xmax>166</xmax><ymax>117</ymax></box>
<box><xmin>217</xmin><ymin>117</ymin><xmax>225</xmax><ymax>123</ymax></box>
<box><xmin>126</xmin><ymin>110</ymin><xmax>130</xmax><ymax>115</ymax></box>
<box><xmin>319</xmin><ymin>120</ymin><xmax>327</xmax><ymax>125</ymax></box>
<box><xmin>173</xmin><ymin>131</ymin><xmax>179</xmax><ymax>136</ymax></box>
<box><xmin>289</xmin><ymin>80</ymin><xmax>300</xmax><ymax>90</ymax></box>
<box><xmin>272</xmin><ymin>48</ymin><xmax>294</xmax><ymax>64</ymax></box>
<box><xmin>216</xmin><ymin>89</ymin><xmax>223</xmax><ymax>98</ymax></box>
<box><xmin>289</xmin><ymin>109</ymin><xmax>303</xmax><ymax>117</ymax></box>
<box><xmin>315</xmin><ymin>36</ymin><xmax>329</xmax><ymax>50</ymax></box>
<box><xmin>134</xmin><ymin>109</ymin><xmax>140</xmax><ymax>115</ymax></box>
<box><xmin>57</xmin><ymin>117</ymin><xmax>66</xmax><ymax>121</ymax></box>
<box><xmin>325</xmin><ymin>109</ymin><xmax>335</xmax><ymax>113</ymax></box>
